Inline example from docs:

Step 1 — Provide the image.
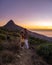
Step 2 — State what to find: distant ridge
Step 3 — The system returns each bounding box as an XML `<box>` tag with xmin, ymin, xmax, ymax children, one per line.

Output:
<box><xmin>28</xmin><ymin>30</ymin><xmax>52</xmax><ymax>42</ymax></box>
<box><xmin>1</xmin><ymin>20</ymin><xmax>23</xmax><ymax>31</ymax></box>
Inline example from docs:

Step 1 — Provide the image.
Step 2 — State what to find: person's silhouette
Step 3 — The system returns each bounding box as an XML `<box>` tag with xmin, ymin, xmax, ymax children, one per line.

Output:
<box><xmin>20</xmin><ymin>29</ymin><xmax>29</xmax><ymax>49</ymax></box>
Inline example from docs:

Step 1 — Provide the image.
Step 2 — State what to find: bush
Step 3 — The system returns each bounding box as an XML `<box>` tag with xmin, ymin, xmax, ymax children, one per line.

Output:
<box><xmin>29</xmin><ymin>36</ymin><xmax>47</xmax><ymax>45</ymax></box>
<box><xmin>7</xmin><ymin>42</ymin><xmax>20</xmax><ymax>53</ymax></box>
<box><xmin>37</xmin><ymin>44</ymin><xmax>52</xmax><ymax>65</ymax></box>
<box><xmin>0</xmin><ymin>43</ymin><xmax>3</xmax><ymax>51</ymax></box>
<box><xmin>0</xmin><ymin>29</ymin><xmax>6</xmax><ymax>34</ymax></box>
<box><xmin>0</xmin><ymin>41</ymin><xmax>20</xmax><ymax>53</ymax></box>
<box><xmin>0</xmin><ymin>51</ymin><xmax>15</xmax><ymax>64</ymax></box>
<box><xmin>0</xmin><ymin>34</ymin><xmax>6</xmax><ymax>40</ymax></box>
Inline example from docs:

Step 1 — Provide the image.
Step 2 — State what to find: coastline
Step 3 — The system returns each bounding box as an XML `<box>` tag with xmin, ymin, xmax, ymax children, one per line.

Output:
<box><xmin>29</xmin><ymin>30</ymin><xmax>52</xmax><ymax>37</ymax></box>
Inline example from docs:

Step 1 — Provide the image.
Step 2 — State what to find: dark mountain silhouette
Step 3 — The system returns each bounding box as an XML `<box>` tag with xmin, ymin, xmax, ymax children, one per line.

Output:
<box><xmin>0</xmin><ymin>20</ymin><xmax>52</xmax><ymax>42</ymax></box>
<box><xmin>1</xmin><ymin>20</ymin><xmax>23</xmax><ymax>31</ymax></box>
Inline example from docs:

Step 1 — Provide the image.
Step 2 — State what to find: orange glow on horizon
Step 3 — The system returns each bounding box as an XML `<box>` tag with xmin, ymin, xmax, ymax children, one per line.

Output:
<box><xmin>18</xmin><ymin>24</ymin><xmax>52</xmax><ymax>30</ymax></box>
<box><xmin>0</xmin><ymin>21</ymin><xmax>52</xmax><ymax>30</ymax></box>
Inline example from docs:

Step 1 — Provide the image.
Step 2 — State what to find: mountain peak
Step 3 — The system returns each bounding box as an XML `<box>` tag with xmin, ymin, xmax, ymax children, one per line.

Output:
<box><xmin>7</xmin><ymin>20</ymin><xmax>15</xmax><ymax>25</ymax></box>
<box><xmin>2</xmin><ymin>20</ymin><xmax>23</xmax><ymax>31</ymax></box>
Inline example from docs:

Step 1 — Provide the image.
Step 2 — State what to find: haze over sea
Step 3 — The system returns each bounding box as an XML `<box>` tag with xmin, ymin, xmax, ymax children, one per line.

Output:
<box><xmin>30</xmin><ymin>30</ymin><xmax>52</xmax><ymax>37</ymax></box>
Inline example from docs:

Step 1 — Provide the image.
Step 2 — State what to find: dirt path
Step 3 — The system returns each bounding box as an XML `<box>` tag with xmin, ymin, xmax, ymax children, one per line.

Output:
<box><xmin>19</xmin><ymin>49</ymin><xmax>33</xmax><ymax>65</ymax></box>
<box><xmin>14</xmin><ymin>48</ymin><xmax>49</xmax><ymax>65</ymax></box>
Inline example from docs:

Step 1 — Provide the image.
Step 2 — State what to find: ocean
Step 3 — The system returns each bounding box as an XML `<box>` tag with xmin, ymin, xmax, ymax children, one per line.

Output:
<box><xmin>30</xmin><ymin>30</ymin><xmax>52</xmax><ymax>37</ymax></box>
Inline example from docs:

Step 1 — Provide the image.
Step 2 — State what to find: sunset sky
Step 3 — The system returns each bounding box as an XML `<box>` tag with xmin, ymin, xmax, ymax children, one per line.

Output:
<box><xmin>0</xmin><ymin>0</ymin><xmax>52</xmax><ymax>30</ymax></box>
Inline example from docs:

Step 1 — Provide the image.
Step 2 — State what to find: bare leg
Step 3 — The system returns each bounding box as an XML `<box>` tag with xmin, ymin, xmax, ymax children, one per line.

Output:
<box><xmin>24</xmin><ymin>39</ymin><xmax>29</xmax><ymax>49</ymax></box>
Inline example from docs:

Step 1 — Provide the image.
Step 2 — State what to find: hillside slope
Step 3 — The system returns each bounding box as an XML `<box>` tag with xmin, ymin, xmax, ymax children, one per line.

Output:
<box><xmin>1</xmin><ymin>20</ymin><xmax>23</xmax><ymax>31</ymax></box>
<box><xmin>0</xmin><ymin>28</ymin><xmax>51</xmax><ymax>65</ymax></box>
<box><xmin>0</xmin><ymin>20</ymin><xmax>52</xmax><ymax>42</ymax></box>
<box><xmin>15</xmin><ymin>48</ymin><xmax>49</xmax><ymax>65</ymax></box>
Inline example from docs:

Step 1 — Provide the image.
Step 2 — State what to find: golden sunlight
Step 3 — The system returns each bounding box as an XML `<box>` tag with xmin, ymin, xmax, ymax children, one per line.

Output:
<box><xmin>39</xmin><ymin>22</ymin><xmax>52</xmax><ymax>26</ymax></box>
<box><xmin>20</xmin><ymin>24</ymin><xmax>52</xmax><ymax>30</ymax></box>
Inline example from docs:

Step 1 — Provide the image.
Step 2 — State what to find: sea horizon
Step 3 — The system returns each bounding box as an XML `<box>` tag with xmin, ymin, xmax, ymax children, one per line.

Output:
<box><xmin>30</xmin><ymin>30</ymin><xmax>52</xmax><ymax>37</ymax></box>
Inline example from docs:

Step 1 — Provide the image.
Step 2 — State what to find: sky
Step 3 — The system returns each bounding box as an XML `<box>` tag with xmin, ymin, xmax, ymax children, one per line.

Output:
<box><xmin>0</xmin><ymin>0</ymin><xmax>52</xmax><ymax>30</ymax></box>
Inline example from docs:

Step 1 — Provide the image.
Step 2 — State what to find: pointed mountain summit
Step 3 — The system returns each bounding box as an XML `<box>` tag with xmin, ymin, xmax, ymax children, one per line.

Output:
<box><xmin>6</xmin><ymin>20</ymin><xmax>15</xmax><ymax>26</ymax></box>
<box><xmin>2</xmin><ymin>20</ymin><xmax>23</xmax><ymax>31</ymax></box>
<box><xmin>4</xmin><ymin>20</ymin><xmax>16</xmax><ymax>27</ymax></box>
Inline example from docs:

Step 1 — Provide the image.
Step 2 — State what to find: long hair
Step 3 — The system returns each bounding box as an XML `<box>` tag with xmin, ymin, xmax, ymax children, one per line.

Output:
<box><xmin>24</xmin><ymin>28</ymin><xmax>28</xmax><ymax>39</ymax></box>
<box><xmin>20</xmin><ymin>31</ymin><xmax>24</xmax><ymax>39</ymax></box>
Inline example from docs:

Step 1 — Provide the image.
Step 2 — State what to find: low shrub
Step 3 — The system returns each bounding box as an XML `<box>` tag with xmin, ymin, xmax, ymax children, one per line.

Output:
<box><xmin>7</xmin><ymin>42</ymin><xmax>20</xmax><ymax>53</ymax></box>
<box><xmin>0</xmin><ymin>51</ymin><xmax>15</xmax><ymax>64</ymax></box>
<box><xmin>37</xmin><ymin>44</ymin><xmax>52</xmax><ymax>65</ymax></box>
<box><xmin>29</xmin><ymin>36</ymin><xmax>47</xmax><ymax>45</ymax></box>
<box><xmin>0</xmin><ymin>43</ymin><xmax>3</xmax><ymax>51</ymax></box>
<box><xmin>0</xmin><ymin>34</ymin><xmax>6</xmax><ymax>40</ymax></box>
<box><xmin>0</xmin><ymin>41</ymin><xmax>20</xmax><ymax>53</ymax></box>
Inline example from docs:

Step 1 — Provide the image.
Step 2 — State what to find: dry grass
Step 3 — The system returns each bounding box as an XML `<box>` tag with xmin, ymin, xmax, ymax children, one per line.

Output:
<box><xmin>0</xmin><ymin>50</ymin><xmax>15</xmax><ymax>64</ymax></box>
<box><xmin>0</xmin><ymin>37</ymin><xmax>21</xmax><ymax>65</ymax></box>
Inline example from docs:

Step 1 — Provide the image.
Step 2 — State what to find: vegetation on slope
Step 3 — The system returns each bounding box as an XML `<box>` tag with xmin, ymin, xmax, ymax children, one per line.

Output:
<box><xmin>0</xmin><ymin>28</ymin><xmax>52</xmax><ymax>65</ymax></box>
<box><xmin>37</xmin><ymin>44</ymin><xmax>52</xmax><ymax>65</ymax></box>
<box><xmin>29</xmin><ymin>36</ymin><xmax>52</xmax><ymax>65</ymax></box>
<box><xmin>0</xmin><ymin>29</ymin><xmax>20</xmax><ymax>65</ymax></box>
